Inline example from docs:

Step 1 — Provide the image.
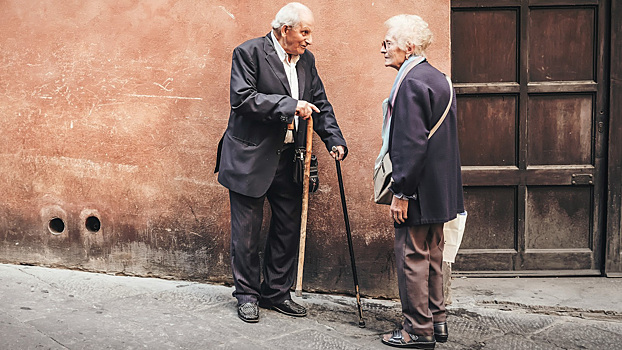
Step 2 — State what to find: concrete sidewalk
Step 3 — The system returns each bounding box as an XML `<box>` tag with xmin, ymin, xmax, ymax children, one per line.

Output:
<box><xmin>1</xmin><ymin>263</ymin><xmax>621</xmax><ymax>349</ymax></box>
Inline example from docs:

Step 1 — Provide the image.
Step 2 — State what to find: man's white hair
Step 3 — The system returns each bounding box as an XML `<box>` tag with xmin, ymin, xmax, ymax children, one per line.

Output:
<box><xmin>271</xmin><ymin>2</ymin><xmax>312</xmax><ymax>30</ymax></box>
<box><xmin>385</xmin><ymin>14</ymin><xmax>433</xmax><ymax>57</ymax></box>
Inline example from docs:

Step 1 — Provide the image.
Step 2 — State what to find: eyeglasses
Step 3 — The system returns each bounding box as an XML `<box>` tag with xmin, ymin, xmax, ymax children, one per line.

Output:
<box><xmin>381</xmin><ymin>40</ymin><xmax>394</xmax><ymax>50</ymax></box>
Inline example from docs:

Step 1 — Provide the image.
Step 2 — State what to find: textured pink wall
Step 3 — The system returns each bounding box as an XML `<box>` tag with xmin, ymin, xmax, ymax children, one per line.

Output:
<box><xmin>0</xmin><ymin>0</ymin><xmax>450</xmax><ymax>296</ymax></box>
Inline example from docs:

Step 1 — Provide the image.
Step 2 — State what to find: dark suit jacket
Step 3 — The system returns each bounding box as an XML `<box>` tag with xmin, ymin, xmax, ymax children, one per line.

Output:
<box><xmin>215</xmin><ymin>33</ymin><xmax>347</xmax><ymax>198</ymax></box>
<box><xmin>389</xmin><ymin>61</ymin><xmax>464</xmax><ymax>226</ymax></box>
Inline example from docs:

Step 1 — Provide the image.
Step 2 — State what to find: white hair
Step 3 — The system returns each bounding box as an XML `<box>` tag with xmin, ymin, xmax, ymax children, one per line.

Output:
<box><xmin>271</xmin><ymin>2</ymin><xmax>312</xmax><ymax>30</ymax></box>
<box><xmin>385</xmin><ymin>14</ymin><xmax>433</xmax><ymax>57</ymax></box>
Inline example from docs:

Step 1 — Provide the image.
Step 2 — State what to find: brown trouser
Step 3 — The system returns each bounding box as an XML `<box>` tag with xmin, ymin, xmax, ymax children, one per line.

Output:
<box><xmin>394</xmin><ymin>223</ymin><xmax>446</xmax><ymax>336</ymax></box>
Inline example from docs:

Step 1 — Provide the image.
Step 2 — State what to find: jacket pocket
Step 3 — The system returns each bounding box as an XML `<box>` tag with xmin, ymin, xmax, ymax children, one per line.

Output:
<box><xmin>231</xmin><ymin>135</ymin><xmax>257</xmax><ymax>147</ymax></box>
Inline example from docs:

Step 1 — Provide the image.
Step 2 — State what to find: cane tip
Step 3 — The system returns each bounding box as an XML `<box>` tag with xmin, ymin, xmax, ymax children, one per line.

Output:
<box><xmin>295</xmin><ymin>290</ymin><xmax>302</xmax><ymax>298</ymax></box>
<box><xmin>358</xmin><ymin>320</ymin><xmax>366</xmax><ymax>328</ymax></box>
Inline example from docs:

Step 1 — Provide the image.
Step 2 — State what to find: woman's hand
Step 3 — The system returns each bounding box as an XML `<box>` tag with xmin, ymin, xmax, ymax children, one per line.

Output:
<box><xmin>390</xmin><ymin>196</ymin><xmax>409</xmax><ymax>224</ymax></box>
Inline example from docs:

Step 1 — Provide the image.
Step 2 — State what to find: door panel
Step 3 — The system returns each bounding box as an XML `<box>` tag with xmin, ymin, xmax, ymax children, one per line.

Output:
<box><xmin>527</xmin><ymin>94</ymin><xmax>593</xmax><ymax>165</ymax></box>
<box><xmin>526</xmin><ymin>186</ymin><xmax>592</xmax><ymax>250</ymax></box>
<box><xmin>451</xmin><ymin>0</ymin><xmax>607</xmax><ymax>275</ymax></box>
<box><xmin>461</xmin><ymin>186</ymin><xmax>517</xmax><ymax>251</ymax></box>
<box><xmin>452</xmin><ymin>9</ymin><xmax>518</xmax><ymax>83</ymax></box>
<box><xmin>528</xmin><ymin>7</ymin><xmax>595</xmax><ymax>81</ymax></box>
<box><xmin>458</xmin><ymin>95</ymin><xmax>517</xmax><ymax>166</ymax></box>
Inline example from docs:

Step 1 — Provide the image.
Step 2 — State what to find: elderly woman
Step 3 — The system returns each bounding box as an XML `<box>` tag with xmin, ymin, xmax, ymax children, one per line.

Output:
<box><xmin>378</xmin><ymin>15</ymin><xmax>464</xmax><ymax>349</ymax></box>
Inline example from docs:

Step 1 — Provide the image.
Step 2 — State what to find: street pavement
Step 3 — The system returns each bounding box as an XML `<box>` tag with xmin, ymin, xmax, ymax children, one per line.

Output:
<box><xmin>1</xmin><ymin>263</ymin><xmax>621</xmax><ymax>349</ymax></box>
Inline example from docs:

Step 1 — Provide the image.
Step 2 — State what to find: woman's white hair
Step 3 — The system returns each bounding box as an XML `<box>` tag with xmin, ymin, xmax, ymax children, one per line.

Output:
<box><xmin>384</xmin><ymin>14</ymin><xmax>433</xmax><ymax>57</ymax></box>
<box><xmin>271</xmin><ymin>2</ymin><xmax>311</xmax><ymax>30</ymax></box>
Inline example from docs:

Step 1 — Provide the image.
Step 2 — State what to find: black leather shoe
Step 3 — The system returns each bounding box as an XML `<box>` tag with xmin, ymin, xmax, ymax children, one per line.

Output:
<box><xmin>433</xmin><ymin>322</ymin><xmax>448</xmax><ymax>343</ymax></box>
<box><xmin>382</xmin><ymin>329</ymin><xmax>436</xmax><ymax>349</ymax></box>
<box><xmin>237</xmin><ymin>302</ymin><xmax>259</xmax><ymax>323</ymax></box>
<box><xmin>260</xmin><ymin>299</ymin><xmax>307</xmax><ymax>317</ymax></box>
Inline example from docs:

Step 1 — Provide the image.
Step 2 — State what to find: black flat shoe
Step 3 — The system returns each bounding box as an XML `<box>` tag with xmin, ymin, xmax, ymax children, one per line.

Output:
<box><xmin>433</xmin><ymin>322</ymin><xmax>448</xmax><ymax>343</ymax></box>
<box><xmin>260</xmin><ymin>299</ymin><xmax>307</xmax><ymax>317</ymax></box>
<box><xmin>381</xmin><ymin>329</ymin><xmax>436</xmax><ymax>349</ymax></box>
<box><xmin>237</xmin><ymin>302</ymin><xmax>259</xmax><ymax>323</ymax></box>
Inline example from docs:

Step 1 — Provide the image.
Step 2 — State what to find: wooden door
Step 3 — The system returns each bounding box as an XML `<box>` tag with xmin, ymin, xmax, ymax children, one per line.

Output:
<box><xmin>451</xmin><ymin>0</ymin><xmax>609</xmax><ymax>275</ymax></box>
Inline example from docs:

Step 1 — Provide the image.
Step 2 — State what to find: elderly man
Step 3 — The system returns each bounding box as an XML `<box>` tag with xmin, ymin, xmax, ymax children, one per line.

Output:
<box><xmin>215</xmin><ymin>2</ymin><xmax>347</xmax><ymax>323</ymax></box>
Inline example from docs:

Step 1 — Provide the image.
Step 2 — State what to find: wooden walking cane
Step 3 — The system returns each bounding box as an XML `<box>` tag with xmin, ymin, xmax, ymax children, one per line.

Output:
<box><xmin>295</xmin><ymin>116</ymin><xmax>313</xmax><ymax>297</ymax></box>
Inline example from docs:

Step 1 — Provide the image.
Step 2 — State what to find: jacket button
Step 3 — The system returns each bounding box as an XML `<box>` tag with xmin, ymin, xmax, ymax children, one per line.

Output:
<box><xmin>280</xmin><ymin>116</ymin><xmax>287</xmax><ymax>122</ymax></box>
<box><xmin>276</xmin><ymin>149</ymin><xmax>282</xmax><ymax>155</ymax></box>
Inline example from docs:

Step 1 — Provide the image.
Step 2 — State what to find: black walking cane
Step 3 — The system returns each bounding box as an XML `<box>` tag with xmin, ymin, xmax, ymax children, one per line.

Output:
<box><xmin>332</xmin><ymin>146</ymin><xmax>365</xmax><ymax>328</ymax></box>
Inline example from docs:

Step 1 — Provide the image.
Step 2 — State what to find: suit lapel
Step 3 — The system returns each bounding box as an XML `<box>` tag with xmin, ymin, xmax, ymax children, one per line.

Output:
<box><xmin>263</xmin><ymin>34</ymin><xmax>291</xmax><ymax>95</ymax></box>
<box><xmin>296</xmin><ymin>57</ymin><xmax>306</xmax><ymax>100</ymax></box>
<box><xmin>294</xmin><ymin>58</ymin><xmax>308</xmax><ymax>147</ymax></box>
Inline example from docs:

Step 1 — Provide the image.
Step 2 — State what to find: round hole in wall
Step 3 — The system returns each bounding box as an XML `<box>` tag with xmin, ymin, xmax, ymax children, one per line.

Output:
<box><xmin>48</xmin><ymin>218</ymin><xmax>65</xmax><ymax>235</ymax></box>
<box><xmin>85</xmin><ymin>216</ymin><xmax>101</xmax><ymax>233</ymax></box>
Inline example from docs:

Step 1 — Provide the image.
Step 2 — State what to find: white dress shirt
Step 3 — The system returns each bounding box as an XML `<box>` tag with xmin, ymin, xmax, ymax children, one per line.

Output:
<box><xmin>270</xmin><ymin>32</ymin><xmax>299</xmax><ymax>143</ymax></box>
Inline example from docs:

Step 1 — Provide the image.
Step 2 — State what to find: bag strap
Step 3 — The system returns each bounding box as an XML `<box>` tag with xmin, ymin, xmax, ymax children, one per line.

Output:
<box><xmin>428</xmin><ymin>75</ymin><xmax>453</xmax><ymax>140</ymax></box>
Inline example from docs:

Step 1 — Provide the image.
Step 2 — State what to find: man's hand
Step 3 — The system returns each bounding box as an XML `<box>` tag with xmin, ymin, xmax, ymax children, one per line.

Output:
<box><xmin>330</xmin><ymin>145</ymin><xmax>346</xmax><ymax>161</ymax></box>
<box><xmin>295</xmin><ymin>100</ymin><xmax>320</xmax><ymax>120</ymax></box>
<box><xmin>390</xmin><ymin>196</ymin><xmax>409</xmax><ymax>224</ymax></box>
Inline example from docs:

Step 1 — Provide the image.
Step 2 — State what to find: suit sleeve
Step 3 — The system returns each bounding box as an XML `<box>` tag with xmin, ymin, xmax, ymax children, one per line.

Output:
<box><xmin>308</xmin><ymin>57</ymin><xmax>348</xmax><ymax>153</ymax></box>
<box><xmin>389</xmin><ymin>78</ymin><xmax>432</xmax><ymax>197</ymax></box>
<box><xmin>230</xmin><ymin>46</ymin><xmax>297</xmax><ymax>124</ymax></box>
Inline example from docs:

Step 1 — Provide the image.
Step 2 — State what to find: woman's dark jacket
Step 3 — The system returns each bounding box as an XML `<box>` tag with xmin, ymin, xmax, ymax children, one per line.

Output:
<box><xmin>389</xmin><ymin>60</ymin><xmax>465</xmax><ymax>227</ymax></box>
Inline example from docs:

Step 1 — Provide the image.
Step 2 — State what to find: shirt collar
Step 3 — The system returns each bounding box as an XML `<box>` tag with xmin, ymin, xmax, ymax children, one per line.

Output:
<box><xmin>270</xmin><ymin>31</ymin><xmax>299</xmax><ymax>65</ymax></box>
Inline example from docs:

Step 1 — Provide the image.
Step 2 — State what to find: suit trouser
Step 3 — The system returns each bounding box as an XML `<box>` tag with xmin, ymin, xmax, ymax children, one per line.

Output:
<box><xmin>394</xmin><ymin>223</ymin><xmax>446</xmax><ymax>336</ymax></box>
<box><xmin>229</xmin><ymin>145</ymin><xmax>302</xmax><ymax>305</ymax></box>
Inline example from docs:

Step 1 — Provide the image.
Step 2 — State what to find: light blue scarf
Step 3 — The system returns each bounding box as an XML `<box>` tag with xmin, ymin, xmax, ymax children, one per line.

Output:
<box><xmin>375</xmin><ymin>55</ymin><xmax>426</xmax><ymax>169</ymax></box>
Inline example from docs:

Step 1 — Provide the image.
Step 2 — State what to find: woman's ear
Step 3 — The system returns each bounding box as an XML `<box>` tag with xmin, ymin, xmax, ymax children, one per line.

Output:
<box><xmin>406</xmin><ymin>45</ymin><xmax>416</xmax><ymax>58</ymax></box>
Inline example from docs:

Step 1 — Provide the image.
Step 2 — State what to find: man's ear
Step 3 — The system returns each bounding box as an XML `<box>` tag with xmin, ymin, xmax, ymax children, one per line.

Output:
<box><xmin>280</xmin><ymin>25</ymin><xmax>289</xmax><ymax>37</ymax></box>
